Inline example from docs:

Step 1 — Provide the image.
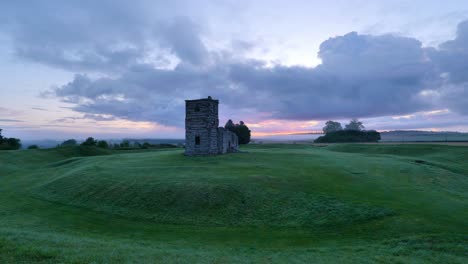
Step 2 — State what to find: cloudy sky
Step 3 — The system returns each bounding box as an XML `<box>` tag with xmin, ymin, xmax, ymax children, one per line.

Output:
<box><xmin>1</xmin><ymin>0</ymin><xmax>468</xmax><ymax>140</ymax></box>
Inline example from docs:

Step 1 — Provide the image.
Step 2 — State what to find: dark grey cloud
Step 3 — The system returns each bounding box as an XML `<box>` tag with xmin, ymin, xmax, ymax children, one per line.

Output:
<box><xmin>52</xmin><ymin>64</ymin><xmax>229</xmax><ymax>125</ymax></box>
<box><xmin>49</xmin><ymin>29</ymin><xmax>454</xmax><ymax>125</ymax></box>
<box><xmin>427</xmin><ymin>21</ymin><xmax>468</xmax><ymax>115</ymax></box>
<box><xmin>228</xmin><ymin>31</ymin><xmax>437</xmax><ymax>119</ymax></box>
<box><xmin>50</xmin><ymin>30</ymin><xmax>439</xmax><ymax>125</ymax></box>
<box><xmin>158</xmin><ymin>17</ymin><xmax>210</xmax><ymax>66</ymax></box>
<box><xmin>0</xmin><ymin>119</ymin><xmax>23</xmax><ymax>123</ymax></box>
<box><xmin>0</xmin><ymin>1</ymin><xmax>151</xmax><ymax>72</ymax></box>
<box><xmin>1</xmin><ymin>1</ymin><xmax>468</xmax><ymax>127</ymax></box>
<box><xmin>430</xmin><ymin>20</ymin><xmax>468</xmax><ymax>84</ymax></box>
<box><xmin>434</xmin><ymin>83</ymin><xmax>468</xmax><ymax>116</ymax></box>
<box><xmin>365</xmin><ymin>111</ymin><xmax>468</xmax><ymax>131</ymax></box>
<box><xmin>83</xmin><ymin>114</ymin><xmax>116</xmax><ymax>121</ymax></box>
<box><xmin>0</xmin><ymin>1</ymin><xmax>213</xmax><ymax>72</ymax></box>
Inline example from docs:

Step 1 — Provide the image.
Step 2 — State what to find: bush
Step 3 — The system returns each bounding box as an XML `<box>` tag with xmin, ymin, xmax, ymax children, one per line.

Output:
<box><xmin>28</xmin><ymin>145</ymin><xmax>39</xmax><ymax>149</ymax></box>
<box><xmin>314</xmin><ymin>130</ymin><xmax>381</xmax><ymax>143</ymax></box>
<box><xmin>96</xmin><ymin>140</ymin><xmax>109</xmax><ymax>149</ymax></box>
<box><xmin>81</xmin><ymin>137</ymin><xmax>97</xmax><ymax>146</ymax></box>
<box><xmin>0</xmin><ymin>129</ymin><xmax>21</xmax><ymax>150</ymax></box>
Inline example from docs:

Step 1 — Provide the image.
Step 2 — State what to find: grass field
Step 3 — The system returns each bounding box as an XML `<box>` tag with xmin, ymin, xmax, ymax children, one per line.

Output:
<box><xmin>380</xmin><ymin>131</ymin><xmax>468</xmax><ymax>142</ymax></box>
<box><xmin>0</xmin><ymin>144</ymin><xmax>467</xmax><ymax>263</ymax></box>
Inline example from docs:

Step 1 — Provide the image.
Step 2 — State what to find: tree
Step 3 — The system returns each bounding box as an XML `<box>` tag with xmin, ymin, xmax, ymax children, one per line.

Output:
<box><xmin>28</xmin><ymin>145</ymin><xmax>39</xmax><ymax>149</ymax></box>
<box><xmin>0</xmin><ymin>129</ymin><xmax>21</xmax><ymax>150</ymax></box>
<box><xmin>365</xmin><ymin>130</ymin><xmax>381</xmax><ymax>142</ymax></box>
<box><xmin>97</xmin><ymin>140</ymin><xmax>109</xmax><ymax>149</ymax></box>
<box><xmin>81</xmin><ymin>137</ymin><xmax>97</xmax><ymax>146</ymax></box>
<box><xmin>4</xmin><ymin>138</ymin><xmax>21</xmax><ymax>150</ymax></box>
<box><xmin>225</xmin><ymin>119</ymin><xmax>235</xmax><ymax>130</ymax></box>
<box><xmin>225</xmin><ymin>120</ymin><xmax>251</xmax><ymax>144</ymax></box>
<box><xmin>345</xmin><ymin>119</ymin><xmax>365</xmax><ymax>131</ymax></box>
<box><xmin>323</xmin><ymin>121</ymin><xmax>343</xmax><ymax>134</ymax></box>
<box><xmin>237</xmin><ymin>121</ymin><xmax>251</xmax><ymax>144</ymax></box>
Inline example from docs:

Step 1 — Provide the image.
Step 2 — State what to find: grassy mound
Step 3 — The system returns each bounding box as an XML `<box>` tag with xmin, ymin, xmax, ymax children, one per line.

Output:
<box><xmin>35</xmin><ymin>174</ymin><xmax>393</xmax><ymax>227</ymax></box>
<box><xmin>1</xmin><ymin>144</ymin><xmax>467</xmax><ymax>262</ymax></box>
<box><xmin>45</xmin><ymin>145</ymin><xmax>113</xmax><ymax>158</ymax></box>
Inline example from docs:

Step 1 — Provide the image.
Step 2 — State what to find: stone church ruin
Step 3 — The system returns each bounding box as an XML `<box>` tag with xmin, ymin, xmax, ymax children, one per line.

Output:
<box><xmin>185</xmin><ymin>96</ymin><xmax>239</xmax><ymax>155</ymax></box>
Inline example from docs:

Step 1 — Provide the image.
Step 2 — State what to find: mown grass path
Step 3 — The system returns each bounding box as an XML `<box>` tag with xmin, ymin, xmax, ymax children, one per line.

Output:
<box><xmin>0</xmin><ymin>144</ymin><xmax>467</xmax><ymax>263</ymax></box>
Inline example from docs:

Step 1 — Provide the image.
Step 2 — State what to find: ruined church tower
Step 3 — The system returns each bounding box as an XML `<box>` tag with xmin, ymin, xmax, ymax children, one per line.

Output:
<box><xmin>185</xmin><ymin>96</ymin><xmax>220</xmax><ymax>155</ymax></box>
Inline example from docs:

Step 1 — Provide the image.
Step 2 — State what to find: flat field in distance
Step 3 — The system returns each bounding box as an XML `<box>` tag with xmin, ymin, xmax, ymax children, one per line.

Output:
<box><xmin>380</xmin><ymin>131</ymin><xmax>468</xmax><ymax>142</ymax></box>
<box><xmin>0</xmin><ymin>144</ymin><xmax>467</xmax><ymax>263</ymax></box>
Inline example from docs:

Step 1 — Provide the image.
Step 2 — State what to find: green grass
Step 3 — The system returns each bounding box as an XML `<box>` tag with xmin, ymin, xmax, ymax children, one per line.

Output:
<box><xmin>0</xmin><ymin>144</ymin><xmax>467</xmax><ymax>263</ymax></box>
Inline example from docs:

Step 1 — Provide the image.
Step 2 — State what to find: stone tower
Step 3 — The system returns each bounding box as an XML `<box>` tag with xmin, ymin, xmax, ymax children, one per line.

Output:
<box><xmin>185</xmin><ymin>96</ymin><xmax>220</xmax><ymax>155</ymax></box>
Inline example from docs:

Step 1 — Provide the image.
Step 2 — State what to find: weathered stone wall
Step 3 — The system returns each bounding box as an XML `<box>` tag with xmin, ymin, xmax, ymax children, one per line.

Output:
<box><xmin>227</xmin><ymin>130</ymin><xmax>239</xmax><ymax>152</ymax></box>
<box><xmin>185</xmin><ymin>97</ymin><xmax>219</xmax><ymax>155</ymax></box>
<box><xmin>217</xmin><ymin>128</ymin><xmax>239</xmax><ymax>154</ymax></box>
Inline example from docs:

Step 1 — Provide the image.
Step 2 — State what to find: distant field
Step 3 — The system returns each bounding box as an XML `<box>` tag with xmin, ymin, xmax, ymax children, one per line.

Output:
<box><xmin>380</xmin><ymin>131</ymin><xmax>468</xmax><ymax>142</ymax></box>
<box><xmin>0</xmin><ymin>144</ymin><xmax>467</xmax><ymax>263</ymax></box>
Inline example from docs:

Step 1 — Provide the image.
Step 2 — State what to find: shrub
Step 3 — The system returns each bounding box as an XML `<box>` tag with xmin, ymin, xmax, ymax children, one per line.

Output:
<box><xmin>81</xmin><ymin>137</ymin><xmax>97</xmax><ymax>146</ymax></box>
<box><xmin>96</xmin><ymin>140</ymin><xmax>109</xmax><ymax>149</ymax></box>
<box><xmin>0</xmin><ymin>129</ymin><xmax>21</xmax><ymax>150</ymax></box>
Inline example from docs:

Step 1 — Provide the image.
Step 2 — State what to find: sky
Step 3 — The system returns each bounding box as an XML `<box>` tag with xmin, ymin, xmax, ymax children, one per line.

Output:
<box><xmin>1</xmin><ymin>0</ymin><xmax>468</xmax><ymax>140</ymax></box>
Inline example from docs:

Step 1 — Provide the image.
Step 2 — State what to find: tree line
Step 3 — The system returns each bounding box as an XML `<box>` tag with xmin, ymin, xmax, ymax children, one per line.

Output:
<box><xmin>60</xmin><ymin>138</ymin><xmax>178</xmax><ymax>149</ymax></box>
<box><xmin>0</xmin><ymin>123</ymin><xmax>252</xmax><ymax>151</ymax></box>
<box><xmin>315</xmin><ymin>119</ymin><xmax>381</xmax><ymax>143</ymax></box>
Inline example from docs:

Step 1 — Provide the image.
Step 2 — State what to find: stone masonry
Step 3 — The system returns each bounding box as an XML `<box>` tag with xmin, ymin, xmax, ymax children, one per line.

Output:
<box><xmin>185</xmin><ymin>96</ymin><xmax>238</xmax><ymax>155</ymax></box>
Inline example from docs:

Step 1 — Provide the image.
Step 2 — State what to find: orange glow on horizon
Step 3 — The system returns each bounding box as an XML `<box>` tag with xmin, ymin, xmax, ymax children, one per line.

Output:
<box><xmin>252</xmin><ymin>130</ymin><xmax>321</xmax><ymax>137</ymax></box>
<box><xmin>246</xmin><ymin>119</ymin><xmax>321</xmax><ymax>135</ymax></box>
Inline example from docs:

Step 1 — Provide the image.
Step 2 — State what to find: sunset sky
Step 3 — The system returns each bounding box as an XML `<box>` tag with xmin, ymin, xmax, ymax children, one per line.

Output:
<box><xmin>1</xmin><ymin>1</ymin><xmax>468</xmax><ymax>140</ymax></box>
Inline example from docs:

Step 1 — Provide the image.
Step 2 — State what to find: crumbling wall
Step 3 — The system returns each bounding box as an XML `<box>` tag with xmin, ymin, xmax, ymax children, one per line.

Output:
<box><xmin>217</xmin><ymin>128</ymin><xmax>239</xmax><ymax>154</ymax></box>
